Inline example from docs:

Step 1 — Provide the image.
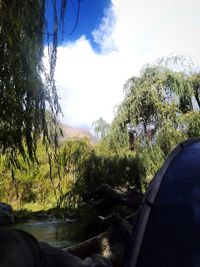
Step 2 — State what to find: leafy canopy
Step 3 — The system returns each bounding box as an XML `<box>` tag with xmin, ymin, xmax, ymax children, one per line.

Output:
<box><xmin>0</xmin><ymin>0</ymin><xmax>80</xmax><ymax>160</ymax></box>
<box><xmin>109</xmin><ymin>56</ymin><xmax>199</xmax><ymax>146</ymax></box>
<box><xmin>101</xmin><ymin>56</ymin><xmax>200</xmax><ymax>186</ymax></box>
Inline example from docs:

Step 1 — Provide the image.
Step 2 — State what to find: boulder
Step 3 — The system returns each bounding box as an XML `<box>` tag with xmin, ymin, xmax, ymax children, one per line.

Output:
<box><xmin>0</xmin><ymin>202</ymin><xmax>14</xmax><ymax>225</ymax></box>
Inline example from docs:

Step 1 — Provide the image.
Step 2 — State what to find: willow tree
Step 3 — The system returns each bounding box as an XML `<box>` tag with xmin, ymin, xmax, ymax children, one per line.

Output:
<box><xmin>116</xmin><ymin>58</ymin><xmax>199</xmax><ymax>143</ymax></box>
<box><xmin>0</xmin><ymin>0</ymin><xmax>80</xmax><ymax>162</ymax></box>
<box><xmin>93</xmin><ymin>117</ymin><xmax>110</xmax><ymax>140</ymax></box>
<box><xmin>107</xmin><ymin>56</ymin><xmax>200</xmax><ymax>185</ymax></box>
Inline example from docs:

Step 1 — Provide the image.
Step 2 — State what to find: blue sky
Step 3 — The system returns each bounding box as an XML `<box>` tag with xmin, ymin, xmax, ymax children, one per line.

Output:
<box><xmin>45</xmin><ymin>0</ymin><xmax>200</xmax><ymax>129</ymax></box>
<box><xmin>65</xmin><ymin>0</ymin><xmax>110</xmax><ymax>50</ymax></box>
<box><xmin>46</xmin><ymin>0</ymin><xmax>111</xmax><ymax>51</ymax></box>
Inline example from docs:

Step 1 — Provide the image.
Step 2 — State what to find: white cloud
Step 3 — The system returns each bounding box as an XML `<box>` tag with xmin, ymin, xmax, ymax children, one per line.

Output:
<box><xmin>55</xmin><ymin>0</ymin><xmax>200</xmax><ymax>128</ymax></box>
<box><xmin>92</xmin><ymin>4</ymin><xmax>117</xmax><ymax>53</ymax></box>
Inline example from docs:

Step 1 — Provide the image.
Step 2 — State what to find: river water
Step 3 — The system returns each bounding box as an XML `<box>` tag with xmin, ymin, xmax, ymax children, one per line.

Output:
<box><xmin>7</xmin><ymin>218</ymin><xmax>85</xmax><ymax>248</ymax></box>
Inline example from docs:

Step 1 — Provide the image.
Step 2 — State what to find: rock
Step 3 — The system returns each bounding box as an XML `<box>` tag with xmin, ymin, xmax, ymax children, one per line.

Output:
<box><xmin>0</xmin><ymin>202</ymin><xmax>14</xmax><ymax>225</ymax></box>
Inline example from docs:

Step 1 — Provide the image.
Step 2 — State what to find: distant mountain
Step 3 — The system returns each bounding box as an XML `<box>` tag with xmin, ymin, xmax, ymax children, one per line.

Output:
<box><xmin>59</xmin><ymin>123</ymin><xmax>95</xmax><ymax>143</ymax></box>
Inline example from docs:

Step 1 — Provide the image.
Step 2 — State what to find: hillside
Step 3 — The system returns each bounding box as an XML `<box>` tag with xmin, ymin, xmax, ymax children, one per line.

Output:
<box><xmin>60</xmin><ymin>124</ymin><xmax>95</xmax><ymax>143</ymax></box>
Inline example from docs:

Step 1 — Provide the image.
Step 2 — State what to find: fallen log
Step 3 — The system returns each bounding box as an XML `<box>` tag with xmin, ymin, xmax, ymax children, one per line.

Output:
<box><xmin>64</xmin><ymin>214</ymin><xmax>133</xmax><ymax>267</ymax></box>
<box><xmin>63</xmin><ymin>185</ymin><xmax>142</xmax><ymax>266</ymax></box>
<box><xmin>83</xmin><ymin>184</ymin><xmax>143</xmax><ymax>214</ymax></box>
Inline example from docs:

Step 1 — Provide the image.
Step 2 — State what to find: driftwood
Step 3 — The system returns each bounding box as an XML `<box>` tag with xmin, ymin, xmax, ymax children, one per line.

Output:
<box><xmin>63</xmin><ymin>184</ymin><xmax>143</xmax><ymax>266</ymax></box>
<box><xmin>83</xmin><ymin>184</ymin><xmax>143</xmax><ymax>214</ymax></box>
<box><xmin>65</xmin><ymin>215</ymin><xmax>133</xmax><ymax>267</ymax></box>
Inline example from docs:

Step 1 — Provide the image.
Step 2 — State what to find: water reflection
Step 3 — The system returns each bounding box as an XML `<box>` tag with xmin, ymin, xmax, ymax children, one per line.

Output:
<box><xmin>7</xmin><ymin>218</ymin><xmax>83</xmax><ymax>248</ymax></box>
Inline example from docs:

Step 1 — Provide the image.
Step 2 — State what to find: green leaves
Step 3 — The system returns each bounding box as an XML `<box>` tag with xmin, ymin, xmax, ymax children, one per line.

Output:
<box><xmin>0</xmin><ymin>1</ymin><xmax>69</xmax><ymax>164</ymax></box>
<box><xmin>102</xmin><ymin>56</ymin><xmax>200</xmax><ymax>188</ymax></box>
<box><xmin>93</xmin><ymin>117</ymin><xmax>110</xmax><ymax>140</ymax></box>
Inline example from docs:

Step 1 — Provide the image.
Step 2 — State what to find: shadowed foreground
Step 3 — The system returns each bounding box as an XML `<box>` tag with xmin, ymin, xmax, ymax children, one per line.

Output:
<box><xmin>0</xmin><ymin>229</ymin><xmax>112</xmax><ymax>267</ymax></box>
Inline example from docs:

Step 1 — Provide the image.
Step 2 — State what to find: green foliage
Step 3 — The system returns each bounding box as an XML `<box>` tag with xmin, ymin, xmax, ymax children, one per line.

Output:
<box><xmin>1</xmin><ymin>54</ymin><xmax>200</xmax><ymax>210</ymax></box>
<box><xmin>93</xmin><ymin>117</ymin><xmax>110</xmax><ymax>140</ymax></box>
<box><xmin>0</xmin><ymin>0</ymin><xmax>69</xmax><ymax>162</ymax></box>
<box><xmin>189</xmin><ymin>73</ymin><xmax>200</xmax><ymax>108</ymax></box>
<box><xmin>102</xmin><ymin>56</ymin><xmax>200</xmax><ymax>188</ymax></box>
<box><xmin>179</xmin><ymin>111</ymin><xmax>200</xmax><ymax>138</ymax></box>
<box><xmin>0</xmin><ymin>136</ymin><xmax>141</xmax><ymax>210</ymax></box>
<box><xmin>106</xmin><ymin>114</ymin><xmax>130</xmax><ymax>153</ymax></box>
<box><xmin>0</xmin><ymin>1</ymin><xmax>142</xmax><ymax>210</ymax></box>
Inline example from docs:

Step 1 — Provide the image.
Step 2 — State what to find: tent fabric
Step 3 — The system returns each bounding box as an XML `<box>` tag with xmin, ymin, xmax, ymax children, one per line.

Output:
<box><xmin>126</xmin><ymin>138</ymin><xmax>200</xmax><ymax>267</ymax></box>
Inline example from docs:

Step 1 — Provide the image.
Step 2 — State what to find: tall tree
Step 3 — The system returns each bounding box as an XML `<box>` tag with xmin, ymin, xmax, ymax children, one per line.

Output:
<box><xmin>190</xmin><ymin>73</ymin><xmax>200</xmax><ymax>108</ymax></box>
<box><xmin>0</xmin><ymin>0</ymin><xmax>79</xmax><ymax>161</ymax></box>
<box><xmin>93</xmin><ymin>117</ymin><xmax>110</xmax><ymax>140</ymax></box>
<box><xmin>113</xmin><ymin>57</ymin><xmax>199</xmax><ymax>147</ymax></box>
<box><xmin>104</xmin><ymin>56</ymin><xmax>200</xmax><ymax>185</ymax></box>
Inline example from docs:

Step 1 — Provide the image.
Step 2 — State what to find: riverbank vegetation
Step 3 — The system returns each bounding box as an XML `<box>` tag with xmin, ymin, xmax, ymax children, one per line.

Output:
<box><xmin>1</xmin><ymin>56</ymin><xmax>200</xmax><ymax>214</ymax></box>
<box><xmin>1</xmin><ymin>1</ymin><xmax>200</xmax><ymax>215</ymax></box>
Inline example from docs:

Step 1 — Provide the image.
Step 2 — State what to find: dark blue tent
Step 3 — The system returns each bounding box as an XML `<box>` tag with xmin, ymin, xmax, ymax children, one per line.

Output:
<box><xmin>126</xmin><ymin>138</ymin><xmax>200</xmax><ymax>267</ymax></box>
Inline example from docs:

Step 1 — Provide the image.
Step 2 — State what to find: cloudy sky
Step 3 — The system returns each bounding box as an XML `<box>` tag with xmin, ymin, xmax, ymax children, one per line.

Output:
<box><xmin>51</xmin><ymin>0</ymin><xmax>200</xmax><ymax>129</ymax></box>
